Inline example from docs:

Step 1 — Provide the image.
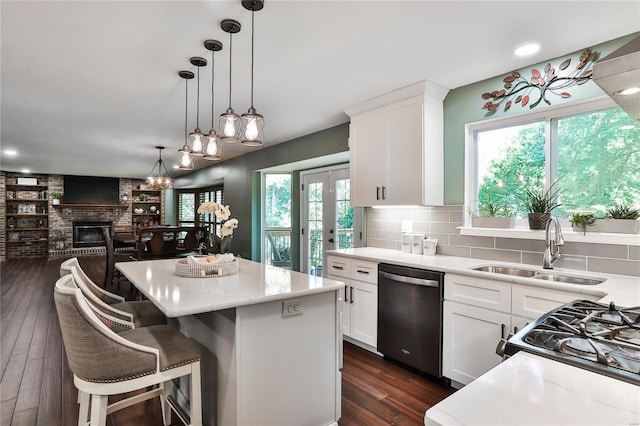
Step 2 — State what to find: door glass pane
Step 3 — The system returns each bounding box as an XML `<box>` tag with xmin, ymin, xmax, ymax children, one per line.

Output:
<box><xmin>335</xmin><ymin>178</ymin><xmax>354</xmax><ymax>249</ymax></box>
<box><xmin>308</xmin><ymin>181</ymin><xmax>323</xmax><ymax>276</ymax></box>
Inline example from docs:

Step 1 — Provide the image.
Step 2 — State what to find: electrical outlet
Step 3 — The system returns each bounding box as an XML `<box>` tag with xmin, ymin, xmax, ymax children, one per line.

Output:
<box><xmin>282</xmin><ymin>299</ymin><xmax>303</xmax><ymax>317</ymax></box>
<box><xmin>401</xmin><ymin>220</ymin><xmax>413</xmax><ymax>233</ymax></box>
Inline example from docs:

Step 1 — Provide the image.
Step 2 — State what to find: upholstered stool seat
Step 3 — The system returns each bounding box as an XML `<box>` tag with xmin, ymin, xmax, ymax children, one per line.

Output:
<box><xmin>54</xmin><ymin>274</ymin><xmax>203</xmax><ymax>426</ymax></box>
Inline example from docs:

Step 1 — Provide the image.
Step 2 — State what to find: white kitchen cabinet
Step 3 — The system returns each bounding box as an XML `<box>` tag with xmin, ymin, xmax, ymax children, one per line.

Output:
<box><xmin>443</xmin><ymin>300</ymin><xmax>511</xmax><ymax>386</ymax></box>
<box><xmin>345</xmin><ymin>81</ymin><xmax>449</xmax><ymax>207</ymax></box>
<box><xmin>442</xmin><ymin>273</ymin><xmax>600</xmax><ymax>386</ymax></box>
<box><xmin>327</xmin><ymin>255</ymin><xmax>378</xmax><ymax>348</ymax></box>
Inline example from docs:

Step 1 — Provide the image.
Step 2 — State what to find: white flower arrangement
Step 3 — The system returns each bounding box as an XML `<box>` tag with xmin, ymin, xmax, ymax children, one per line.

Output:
<box><xmin>197</xmin><ymin>202</ymin><xmax>238</xmax><ymax>253</ymax></box>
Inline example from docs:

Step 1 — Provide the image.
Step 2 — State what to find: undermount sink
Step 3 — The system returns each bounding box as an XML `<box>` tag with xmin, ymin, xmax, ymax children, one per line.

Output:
<box><xmin>471</xmin><ymin>265</ymin><xmax>605</xmax><ymax>285</ymax></box>
<box><xmin>473</xmin><ymin>265</ymin><xmax>537</xmax><ymax>277</ymax></box>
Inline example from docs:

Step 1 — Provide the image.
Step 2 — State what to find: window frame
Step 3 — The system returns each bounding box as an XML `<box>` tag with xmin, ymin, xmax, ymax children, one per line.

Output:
<box><xmin>176</xmin><ymin>185</ymin><xmax>224</xmax><ymax>233</ymax></box>
<box><xmin>462</xmin><ymin>96</ymin><xmax>639</xmax><ymax>245</ymax></box>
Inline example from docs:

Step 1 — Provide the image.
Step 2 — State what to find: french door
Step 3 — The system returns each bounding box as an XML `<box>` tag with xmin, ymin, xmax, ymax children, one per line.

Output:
<box><xmin>300</xmin><ymin>165</ymin><xmax>364</xmax><ymax>276</ymax></box>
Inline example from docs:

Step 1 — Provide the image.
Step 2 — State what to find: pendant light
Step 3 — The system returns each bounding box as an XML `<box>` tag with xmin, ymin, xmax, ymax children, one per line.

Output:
<box><xmin>188</xmin><ymin>57</ymin><xmax>208</xmax><ymax>156</ymax></box>
<box><xmin>203</xmin><ymin>39</ymin><xmax>223</xmax><ymax>160</ymax></box>
<box><xmin>146</xmin><ymin>146</ymin><xmax>173</xmax><ymax>189</ymax></box>
<box><xmin>240</xmin><ymin>0</ymin><xmax>265</xmax><ymax>146</ymax></box>
<box><xmin>178</xmin><ymin>70</ymin><xmax>195</xmax><ymax>170</ymax></box>
<box><xmin>219</xmin><ymin>19</ymin><xmax>242</xmax><ymax>143</ymax></box>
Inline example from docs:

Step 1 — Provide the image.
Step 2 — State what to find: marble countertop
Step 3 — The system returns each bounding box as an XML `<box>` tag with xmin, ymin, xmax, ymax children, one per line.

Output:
<box><xmin>327</xmin><ymin>247</ymin><xmax>640</xmax><ymax>306</ymax></box>
<box><xmin>424</xmin><ymin>351</ymin><xmax>640</xmax><ymax>426</ymax></box>
<box><xmin>116</xmin><ymin>258</ymin><xmax>344</xmax><ymax>317</ymax></box>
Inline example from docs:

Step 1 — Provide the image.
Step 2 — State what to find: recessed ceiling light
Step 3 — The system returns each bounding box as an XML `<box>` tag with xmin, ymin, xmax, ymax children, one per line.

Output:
<box><xmin>514</xmin><ymin>43</ymin><xmax>540</xmax><ymax>57</ymax></box>
<box><xmin>4</xmin><ymin>150</ymin><xmax>17</xmax><ymax>156</ymax></box>
<box><xmin>173</xmin><ymin>165</ymin><xmax>180</xmax><ymax>169</ymax></box>
<box><xmin>615</xmin><ymin>87</ymin><xmax>640</xmax><ymax>96</ymax></box>
<box><xmin>21</xmin><ymin>169</ymin><xmax>31</xmax><ymax>174</ymax></box>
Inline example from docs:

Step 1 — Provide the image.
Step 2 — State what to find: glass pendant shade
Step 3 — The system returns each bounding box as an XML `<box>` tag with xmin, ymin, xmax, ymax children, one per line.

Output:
<box><xmin>189</xmin><ymin>130</ymin><xmax>205</xmax><ymax>156</ymax></box>
<box><xmin>203</xmin><ymin>130</ymin><xmax>222</xmax><ymax>160</ymax></box>
<box><xmin>220</xmin><ymin>109</ymin><xmax>241</xmax><ymax>143</ymax></box>
<box><xmin>240</xmin><ymin>108</ymin><xmax>264</xmax><ymax>146</ymax></box>
<box><xmin>178</xmin><ymin>144</ymin><xmax>194</xmax><ymax>170</ymax></box>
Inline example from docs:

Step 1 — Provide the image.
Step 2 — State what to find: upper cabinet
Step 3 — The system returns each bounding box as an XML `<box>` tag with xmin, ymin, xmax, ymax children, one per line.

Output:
<box><xmin>345</xmin><ymin>81</ymin><xmax>449</xmax><ymax>207</ymax></box>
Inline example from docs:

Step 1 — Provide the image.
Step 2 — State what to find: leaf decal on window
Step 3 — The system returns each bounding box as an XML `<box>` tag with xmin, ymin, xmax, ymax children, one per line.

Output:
<box><xmin>559</xmin><ymin>58</ymin><xmax>571</xmax><ymax>70</ymax></box>
<box><xmin>560</xmin><ymin>92</ymin><xmax>571</xmax><ymax>99</ymax></box>
<box><xmin>521</xmin><ymin>95</ymin><xmax>529</xmax><ymax>107</ymax></box>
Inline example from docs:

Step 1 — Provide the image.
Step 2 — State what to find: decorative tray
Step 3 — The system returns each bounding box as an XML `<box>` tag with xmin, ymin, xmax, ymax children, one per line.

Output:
<box><xmin>175</xmin><ymin>256</ymin><xmax>239</xmax><ymax>278</ymax></box>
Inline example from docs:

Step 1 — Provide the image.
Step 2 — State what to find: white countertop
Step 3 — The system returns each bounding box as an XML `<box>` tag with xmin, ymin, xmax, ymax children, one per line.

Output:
<box><xmin>327</xmin><ymin>247</ymin><xmax>640</xmax><ymax>306</ymax></box>
<box><xmin>116</xmin><ymin>258</ymin><xmax>344</xmax><ymax>317</ymax></box>
<box><xmin>424</xmin><ymin>352</ymin><xmax>640</xmax><ymax>426</ymax></box>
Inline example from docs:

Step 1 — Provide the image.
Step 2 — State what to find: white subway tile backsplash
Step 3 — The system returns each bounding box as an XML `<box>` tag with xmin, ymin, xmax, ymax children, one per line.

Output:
<box><xmin>470</xmin><ymin>248</ymin><xmax>522</xmax><ymax>263</ymax></box>
<box><xmin>364</xmin><ymin>205</ymin><xmax>640</xmax><ymax>277</ymax></box>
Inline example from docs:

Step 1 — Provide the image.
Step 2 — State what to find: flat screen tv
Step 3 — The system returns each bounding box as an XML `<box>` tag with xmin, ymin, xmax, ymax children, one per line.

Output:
<box><xmin>63</xmin><ymin>176</ymin><xmax>120</xmax><ymax>204</ymax></box>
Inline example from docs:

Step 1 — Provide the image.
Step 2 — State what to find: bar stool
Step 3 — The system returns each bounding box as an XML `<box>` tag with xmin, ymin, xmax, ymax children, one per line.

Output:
<box><xmin>60</xmin><ymin>257</ymin><xmax>166</xmax><ymax>328</ymax></box>
<box><xmin>54</xmin><ymin>274</ymin><xmax>203</xmax><ymax>426</ymax></box>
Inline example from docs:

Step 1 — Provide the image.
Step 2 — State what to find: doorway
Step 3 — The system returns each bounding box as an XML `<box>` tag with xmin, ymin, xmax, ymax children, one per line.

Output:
<box><xmin>300</xmin><ymin>165</ymin><xmax>364</xmax><ymax>276</ymax></box>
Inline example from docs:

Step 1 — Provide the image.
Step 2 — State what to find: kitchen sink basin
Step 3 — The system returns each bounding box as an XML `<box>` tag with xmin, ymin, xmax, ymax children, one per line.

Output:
<box><xmin>532</xmin><ymin>274</ymin><xmax>604</xmax><ymax>285</ymax></box>
<box><xmin>471</xmin><ymin>265</ymin><xmax>605</xmax><ymax>285</ymax></box>
<box><xmin>473</xmin><ymin>265</ymin><xmax>537</xmax><ymax>277</ymax></box>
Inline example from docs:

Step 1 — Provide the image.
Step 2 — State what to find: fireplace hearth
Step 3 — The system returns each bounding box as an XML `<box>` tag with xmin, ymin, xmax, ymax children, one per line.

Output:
<box><xmin>73</xmin><ymin>221</ymin><xmax>112</xmax><ymax>248</ymax></box>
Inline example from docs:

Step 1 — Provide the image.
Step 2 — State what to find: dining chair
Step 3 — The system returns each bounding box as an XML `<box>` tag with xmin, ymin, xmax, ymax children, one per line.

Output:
<box><xmin>103</xmin><ymin>227</ymin><xmax>136</xmax><ymax>291</ymax></box>
<box><xmin>60</xmin><ymin>257</ymin><xmax>166</xmax><ymax>328</ymax></box>
<box><xmin>54</xmin><ymin>274</ymin><xmax>203</xmax><ymax>426</ymax></box>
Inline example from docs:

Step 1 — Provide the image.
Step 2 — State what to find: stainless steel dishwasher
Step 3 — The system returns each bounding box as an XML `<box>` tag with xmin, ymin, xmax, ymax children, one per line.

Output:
<box><xmin>377</xmin><ymin>263</ymin><xmax>444</xmax><ymax>378</ymax></box>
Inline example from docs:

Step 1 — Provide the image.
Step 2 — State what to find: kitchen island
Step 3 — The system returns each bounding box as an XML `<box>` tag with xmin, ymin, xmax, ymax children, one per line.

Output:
<box><xmin>116</xmin><ymin>258</ymin><xmax>344</xmax><ymax>426</ymax></box>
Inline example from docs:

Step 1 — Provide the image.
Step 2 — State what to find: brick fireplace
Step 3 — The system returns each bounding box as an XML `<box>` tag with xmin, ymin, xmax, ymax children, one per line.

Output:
<box><xmin>48</xmin><ymin>175</ymin><xmax>132</xmax><ymax>258</ymax></box>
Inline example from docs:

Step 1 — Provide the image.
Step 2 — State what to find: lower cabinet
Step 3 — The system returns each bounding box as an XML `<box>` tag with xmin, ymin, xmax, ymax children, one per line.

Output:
<box><xmin>442</xmin><ymin>273</ymin><xmax>600</xmax><ymax>386</ymax></box>
<box><xmin>346</xmin><ymin>279</ymin><xmax>378</xmax><ymax>346</ymax></box>
<box><xmin>327</xmin><ymin>255</ymin><xmax>378</xmax><ymax>348</ymax></box>
<box><xmin>442</xmin><ymin>301</ymin><xmax>511</xmax><ymax>385</ymax></box>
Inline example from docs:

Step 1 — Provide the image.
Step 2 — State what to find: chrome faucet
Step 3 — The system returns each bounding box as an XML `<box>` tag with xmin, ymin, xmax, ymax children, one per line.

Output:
<box><xmin>543</xmin><ymin>216</ymin><xmax>565</xmax><ymax>269</ymax></box>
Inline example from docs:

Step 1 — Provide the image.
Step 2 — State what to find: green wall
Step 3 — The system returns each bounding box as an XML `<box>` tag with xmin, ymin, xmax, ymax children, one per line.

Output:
<box><xmin>442</xmin><ymin>32</ymin><xmax>638</xmax><ymax>204</ymax></box>
<box><xmin>173</xmin><ymin>123</ymin><xmax>349</xmax><ymax>260</ymax></box>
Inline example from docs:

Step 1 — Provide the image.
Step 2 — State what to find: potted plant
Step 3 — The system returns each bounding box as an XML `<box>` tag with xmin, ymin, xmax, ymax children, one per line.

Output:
<box><xmin>468</xmin><ymin>196</ymin><xmax>515</xmax><ymax>228</ymax></box>
<box><xmin>51</xmin><ymin>192</ymin><xmax>63</xmax><ymax>205</ymax></box>
<box><xmin>590</xmin><ymin>203</ymin><xmax>640</xmax><ymax>234</ymax></box>
<box><xmin>469</xmin><ymin>192</ymin><xmax>515</xmax><ymax>228</ymax></box>
<box><xmin>520</xmin><ymin>181</ymin><xmax>562</xmax><ymax>230</ymax></box>
<box><xmin>138</xmin><ymin>193</ymin><xmax>149</xmax><ymax>201</ymax></box>
<box><xmin>570</xmin><ymin>212</ymin><xmax>596</xmax><ymax>235</ymax></box>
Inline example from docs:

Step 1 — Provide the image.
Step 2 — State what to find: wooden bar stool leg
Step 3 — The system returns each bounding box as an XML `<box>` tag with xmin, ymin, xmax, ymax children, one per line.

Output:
<box><xmin>160</xmin><ymin>381</ymin><xmax>172</xmax><ymax>426</ymax></box>
<box><xmin>90</xmin><ymin>394</ymin><xmax>108</xmax><ymax>426</ymax></box>
<box><xmin>190</xmin><ymin>362</ymin><xmax>203</xmax><ymax>426</ymax></box>
<box><xmin>78</xmin><ymin>390</ymin><xmax>90</xmax><ymax>426</ymax></box>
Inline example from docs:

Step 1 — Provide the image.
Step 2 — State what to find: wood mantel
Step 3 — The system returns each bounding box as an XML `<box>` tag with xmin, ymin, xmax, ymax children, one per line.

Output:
<box><xmin>53</xmin><ymin>204</ymin><xmax>128</xmax><ymax>209</ymax></box>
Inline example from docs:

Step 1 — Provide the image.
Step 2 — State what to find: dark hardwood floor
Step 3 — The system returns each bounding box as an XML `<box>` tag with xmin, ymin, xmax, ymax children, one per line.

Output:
<box><xmin>1</xmin><ymin>257</ymin><xmax>454</xmax><ymax>425</ymax></box>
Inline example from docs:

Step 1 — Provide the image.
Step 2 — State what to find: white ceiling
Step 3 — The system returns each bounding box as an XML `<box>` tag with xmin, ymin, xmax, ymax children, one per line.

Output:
<box><xmin>2</xmin><ymin>1</ymin><xmax>639</xmax><ymax>179</ymax></box>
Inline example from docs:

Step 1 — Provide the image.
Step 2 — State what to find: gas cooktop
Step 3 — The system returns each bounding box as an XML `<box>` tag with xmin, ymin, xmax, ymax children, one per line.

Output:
<box><xmin>505</xmin><ymin>299</ymin><xmax>640</xmax><ymax>385</ymax></box>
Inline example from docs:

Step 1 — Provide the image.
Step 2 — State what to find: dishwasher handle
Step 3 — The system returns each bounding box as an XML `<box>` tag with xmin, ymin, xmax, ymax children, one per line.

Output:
<box><xmin>379</xmin><ymin>271</ymin><xmax>440</xmax><ymax>288</ymax></box>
